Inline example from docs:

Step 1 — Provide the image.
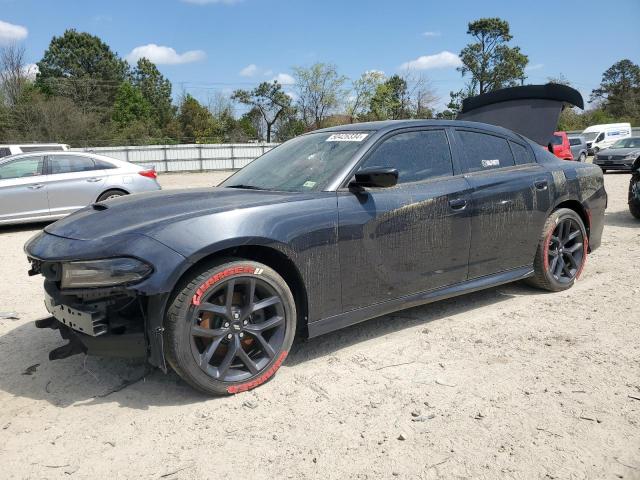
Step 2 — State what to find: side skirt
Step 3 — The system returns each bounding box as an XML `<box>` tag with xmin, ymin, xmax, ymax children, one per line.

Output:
<box><xmin>307</xmin><ymin>266</ymin><xmax>534</xmax><ymax>338</ymax></box>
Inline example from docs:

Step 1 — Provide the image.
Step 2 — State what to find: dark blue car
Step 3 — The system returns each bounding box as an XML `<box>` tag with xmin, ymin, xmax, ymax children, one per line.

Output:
<box><xmin>25</xmin><ymin>86</ymin><xmax>607</xmax><ymax>395</ymax></box>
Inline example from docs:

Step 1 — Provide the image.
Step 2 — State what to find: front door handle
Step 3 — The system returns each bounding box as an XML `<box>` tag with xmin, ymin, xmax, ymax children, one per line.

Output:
<box><xmin>27</xmin><ymin>184</ymin><xmax>44</xmax><ymax>190</ymax></box>
<box><xmin>534</xmin><ymin>179</ymin><xmax>548</xmax><ymax>191</ymax></box>
<box><xmin>449</xmin><ymin>198</ymin><xmax>467</xmax><ymax>210</ymax></box>
<box><xmin>86</xmin><ymin>177</ymin><xmax>102</xmax><ymax>183</ymax></box>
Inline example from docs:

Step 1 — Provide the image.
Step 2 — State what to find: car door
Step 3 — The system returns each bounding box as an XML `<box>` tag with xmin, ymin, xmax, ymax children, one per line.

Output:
<box><xmin>0</xmin><ymin>155</ymin><xmax>49</xmax><ymax>224</ymax></box>
<box><xmin>44</xmin><ymin>154</ymin><xmax>107</xmax><ymax>217</ymax></box>
<box><xmin>337</xmin><ymin>128</ymin><xmax>472</xmax><ymax>312</ymax></box>
<box><xmin>453</xmin><ymin>128</ymin><xmax>552</xmax><ymax>278</ymax></box>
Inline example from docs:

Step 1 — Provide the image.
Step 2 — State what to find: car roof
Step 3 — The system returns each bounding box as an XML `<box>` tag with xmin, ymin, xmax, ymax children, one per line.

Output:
<box><xmin>0</xmin><ymin>150</ymin><xmax>123</xmax><ymax>165</ymax></box>
<box><xmin>313</xmin><ymin>119</ymin><xmax>527</xmax><ymax>141</ymax></box>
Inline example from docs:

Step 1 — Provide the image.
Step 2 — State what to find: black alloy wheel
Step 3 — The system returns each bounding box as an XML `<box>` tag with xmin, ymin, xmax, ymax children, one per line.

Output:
<box><xmin>546</xmin><ymin>217</ymin><xmax>585</xmax><ymax>283</ymax></box>
<box><xmin>189</xmin><ymin>276</ymin><xmax>286</xmax><ymax>382</ymax></box>
<box><xmin>165</xmin><ymin>259</ymin><xmax>296</xmax><ymax>395</ymax></box>
<box><xmin>528</xmin><ymin>208</ymin><xmax>588</xmax><ymax>292</ymax></box>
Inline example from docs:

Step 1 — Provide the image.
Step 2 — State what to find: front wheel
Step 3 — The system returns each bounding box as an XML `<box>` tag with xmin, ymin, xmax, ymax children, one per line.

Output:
<box><xmin>527</xmin><ymin>208</ymin><xmax>588</xmax><ymax>292</ymax></box>
<box><xmin>629</xmin><ymin>173</ymin><xmax>640</xmax><ymax>220</ymax></box>
<box><xmin>165</xmin><ymin>259</ymin><xmax>296</xmax><ymax>395</ymax></box>
<box><xmin>579</xmin><ymin>152</ymin><xmax>586</xmax><ymax>162</ymax></box>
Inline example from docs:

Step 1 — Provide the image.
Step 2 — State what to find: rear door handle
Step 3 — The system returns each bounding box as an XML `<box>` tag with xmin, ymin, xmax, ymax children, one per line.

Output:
<box><xmin>534</xmin><ymin>179</ymin><xmax>548</xmax><ymax>190</ymax></box>
<box><xmin>86</xmin><ymin>177</ymin><xmax>102</xmax><ymax>183</ymax></box>
<box><xmin>27</xmin><ymin>184</ymin><xmax>44</xmax><ymax>190</ymax></box>
<box><xmin>449</xmin><ymin>198</ymin><xmax>467</xmax><ymax>210</ymax></box>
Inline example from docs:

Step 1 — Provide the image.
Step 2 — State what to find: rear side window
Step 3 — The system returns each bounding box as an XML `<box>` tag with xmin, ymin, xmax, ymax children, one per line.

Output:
<box><xmin>359</xmin><ymin>130</ymin><xmax>453</xmax><ymax>184</ymax></box>
<box><xmin>0</xmin><ymin>148</ymin><xmax>11</xmax><ymax>158</ymax></box>
<box><xmin>510</xmin><ymin>141</ymin><xmax>534</xmax><ymax>165</ymax></box>
<box><xmin>0</xmin><ymin>156</ymin><xmax>44</xmax><ymax>180</ymax></box>
<box><xmin>569</xmin><ymin>138</ymin><xmax>581</xmax><ymax>146</ymax></box>
<box><xmin>94</xmin><ymin>159</ymin><xmax>116</xmax><ymax>169</ymax></box>
<box><xmin>551</xmin><ymin>135</ymin><xmax>563</xmax><ymax>145</ymax></box>
<box><xmin>457</xmin><ymin>131</ymin><xmax>515</xmax><ymax>172</ymax></box>
<box><xmin>49</xmin><ymin>155</ymin><xmax>98</xmax><ymax>174</ymax></box>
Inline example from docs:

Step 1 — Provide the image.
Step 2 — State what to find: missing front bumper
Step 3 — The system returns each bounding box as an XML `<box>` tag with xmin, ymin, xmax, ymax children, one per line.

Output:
<box><xmin>35</xmin><ymin>316</ymin><xmax>146</xmax><ymax>360</ymax></box>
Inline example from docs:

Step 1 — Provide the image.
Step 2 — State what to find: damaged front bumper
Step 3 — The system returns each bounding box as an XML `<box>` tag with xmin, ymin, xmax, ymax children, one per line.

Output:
<box><xmin>37</xmin><ymin>280</ymin><xmax>148</xmax><ymax>361</ymax></box>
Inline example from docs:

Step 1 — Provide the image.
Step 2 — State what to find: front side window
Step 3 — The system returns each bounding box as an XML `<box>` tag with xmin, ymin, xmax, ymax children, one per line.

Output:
<box><xmin>221</xmin><ymin>131</ymin><xmax>370</xmax><ymax>192</ymax></box>
<box><xmin>358</xmin><ymin>130</ymin><xmax>453</xmax><ymax>184</ymax></box>
<box><xmin>458</xmin><ymin>131</ymin><xmax>515</xmax><ymax>172</ymax></box>
<box><xmin>569</xmin><ymin>138</ymin><xmax>581</xmax><ymax>146</ymax></box>
<box><xmin>595</xmin><ymin>132</ymin><xmax>604</xmax><ymax>143</ymax></box>
<box><xmin>49</xmin><ymin>155</ymin><xmax>98</xmax><ymax>174</ymax></box>
<box><xmin>0</xmin><ymin>156</ymin><xmax>44</xmax><ymax>180</ymax></box>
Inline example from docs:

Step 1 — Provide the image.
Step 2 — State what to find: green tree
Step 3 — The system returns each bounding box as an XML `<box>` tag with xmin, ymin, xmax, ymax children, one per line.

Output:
<box><xmin>178</xmin><ymin>94</ymin><xmax>218</xmax><ymax>143</ymax></box>
<box><xmin>35</xmin><ymin>29</ymin><xmax>128</xmax><ymax>109</ymax></box>
<box><xmin>346</xmin><ymin>70</ymin><xmax>386</xmax><ymax>122</ymax></box>
<box><xmin>369</xmin><ymin>75</ymin><xmax>410</xmax><ymax>120</ymax></box>
<box><xmin>131</xmin><ymin>57</ymin><xmax>174</xmax><ymax>129</ymax></box>
<box><xmin>232</xmin><ymin>81</ymin><xmax>291</xmax><ymax>142</ymax></box>
<box><xmin>590</xmin><ymin>59</ymin><xmax>640</xmax><ymax>121</ymax></box>
<box><xmin>112</xmin><ymin>82</ymin><xmax>152</xmax><ymax>127</ymax></box>
<box><xmin>293</xmin><ymin>63</ymin><xmax>347</xmax><ymax>129</ymax></box>
<box><xmin>458</xmin><ymin>17</ymin><xmax>528</xmax><ymax>95</ymax></box>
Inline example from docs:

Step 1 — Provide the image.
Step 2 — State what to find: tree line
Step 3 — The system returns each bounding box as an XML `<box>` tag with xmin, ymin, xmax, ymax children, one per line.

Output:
<box><xmin>0</xmin><ymin>20</ymin><xmax>638</xmax><ymax>147</ymax></box>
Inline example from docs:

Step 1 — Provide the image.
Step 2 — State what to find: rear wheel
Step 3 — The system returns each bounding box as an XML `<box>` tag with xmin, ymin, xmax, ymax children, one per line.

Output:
<box><xmin>629</xmin><ymin>173</ymin><xmax>640</xmax><ymax>220</ymax></box>
<box><xmin>527</xmin><ymin>208</ymin><xmax>587</xmax><ymax>292</ymax></box>
<box><xmin>165</xmin><ymin>259</ymin><xmax>296</xmax><ymax>395</ymax></box>
<box><xmin>97</xmin><ymin>189</ymin><xmax>127</xmax><ymax>202</ymax></box>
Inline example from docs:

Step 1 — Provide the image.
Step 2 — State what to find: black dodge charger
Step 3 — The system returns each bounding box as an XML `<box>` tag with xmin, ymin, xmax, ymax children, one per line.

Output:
<box><xmin>25</xmin><ymin>85</ymin><xmax>606</xmax><ymax>395</ymax></box>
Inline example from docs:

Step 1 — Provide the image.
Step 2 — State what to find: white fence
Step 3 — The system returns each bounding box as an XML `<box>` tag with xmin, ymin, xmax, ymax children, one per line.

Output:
<box><xmin>72</xmin><ymin>143</ymin><xmax>279</xmax><ymax>173</ymax></box>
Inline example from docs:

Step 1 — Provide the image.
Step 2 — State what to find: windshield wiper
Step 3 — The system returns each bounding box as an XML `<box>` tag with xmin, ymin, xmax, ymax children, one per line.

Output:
<box><xmin>225</xmin><ymin>184</ymin><xmax>266</xmax><ymax>190</ymax></box>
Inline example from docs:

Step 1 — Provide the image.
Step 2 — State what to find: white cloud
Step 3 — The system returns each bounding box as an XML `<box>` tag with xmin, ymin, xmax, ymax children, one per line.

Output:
<box><xmin>400</xmin><ymin>51</ymin><xmax>461</xmax><ymax>71</ymax></box>
<box><xmin>22</xmin><ymin>63</ymin><xmax>38</xmax><ymax>80</ymax></box>
<box><xmin>239</xmin><ymin>63</ymin><xmax>258</xmax><ymax>77</ymax></box>
<box><xmin>263</xmin><ymin>69</ymin><xmax>273</xmax><ymax>77</ymax></box>
<box><xmin>181</xmin><ymin>0</ymin><xmax>243</xmax><ymax>4</ymax></box>
<box><xmin>272</xmin><ymin>73</ymin><xmax>294</xmax><ymax>85</ymax></box>
<box><xmin>0</xmin><ymin>20</ymin><xmax>28</xmax><ymax>44</ymax></box>
<box><xmin>126</xmin><ymin>44</ymin><xmax>206</xmax><ymax>65</ymax></box>
<box><xmin>526</xmin><ymin>63</ymin><xmax>544</xmax><ymax>71</ymax></box>
<box><xmin>422</xmin><ymin>31</ymin><xmax>441</xmax><ymax>37</ymax></box>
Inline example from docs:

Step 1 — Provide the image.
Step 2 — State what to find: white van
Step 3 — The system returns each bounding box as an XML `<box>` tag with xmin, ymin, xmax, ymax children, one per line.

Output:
<box><xmin>0</xmin><ymin>143</ymin><xmax>70</xmax><ymax>159</ymax></box>
<box><xmin>581</xmin><ymin>123</ymin><xmax>632</xmax><ymax>154</ymax></box>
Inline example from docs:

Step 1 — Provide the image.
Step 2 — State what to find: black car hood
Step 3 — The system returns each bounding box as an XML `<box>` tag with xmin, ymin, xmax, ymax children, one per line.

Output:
<box><xmin>45</xmin><ymin>187</ymin><xmax>321</xmax><ymax>241</ymax></box>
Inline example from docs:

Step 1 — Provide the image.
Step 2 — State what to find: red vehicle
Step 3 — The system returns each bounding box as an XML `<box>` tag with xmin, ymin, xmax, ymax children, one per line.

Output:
<box><xmin>549</xmin><ymin>131</ymin><xmax>574</xmax><ymax>160</ymax></box>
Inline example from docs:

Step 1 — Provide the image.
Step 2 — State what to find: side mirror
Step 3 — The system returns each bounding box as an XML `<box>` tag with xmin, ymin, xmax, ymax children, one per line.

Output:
<box><xmin>349</xmin><ymin>167</ymin><xmax>398</xmax><ymax>189</ymax></box>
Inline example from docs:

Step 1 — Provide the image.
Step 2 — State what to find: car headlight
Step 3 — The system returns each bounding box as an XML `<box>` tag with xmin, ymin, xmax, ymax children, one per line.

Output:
<box><xmin>625</xmin><ymin>151</ymin><xmax>639</xmax><ymax>160</ymax></box>
<box><xmin>61</xmin><ymin>258</ymin><xmax>152</xmax><ymax>288</ymax></box>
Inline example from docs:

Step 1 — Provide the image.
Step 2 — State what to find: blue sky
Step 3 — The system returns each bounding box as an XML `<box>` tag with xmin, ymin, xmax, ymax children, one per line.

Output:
<box><xmin>1</xmin><ymin>0</ymin><xmax>639</xmax><ymax>110</ymax></box>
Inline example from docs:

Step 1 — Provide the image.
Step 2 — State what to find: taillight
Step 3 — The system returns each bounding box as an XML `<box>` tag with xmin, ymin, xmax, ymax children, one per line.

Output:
<box><xmin>139</xmin><ymin>169</ymin><xmax>157</xmax><ymax>179</ymax></box>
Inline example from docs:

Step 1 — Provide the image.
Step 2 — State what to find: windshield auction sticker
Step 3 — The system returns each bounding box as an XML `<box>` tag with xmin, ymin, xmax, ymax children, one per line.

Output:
<box><xmin>326</xmin><ymin>133</ymin><xmax>369</xmax><ymax>142</ymax></box>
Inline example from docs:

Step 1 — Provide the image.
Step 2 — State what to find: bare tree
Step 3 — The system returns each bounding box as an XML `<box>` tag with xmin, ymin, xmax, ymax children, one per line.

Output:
<box><xmin>293</xmin><ymin>63</ymin><xmax>347</xmax><ymax>129</ymax></box>
<box><xmin>0</xmin><ymin>44</ymin><xmax>29</xmax><ymax>106</ymax></box>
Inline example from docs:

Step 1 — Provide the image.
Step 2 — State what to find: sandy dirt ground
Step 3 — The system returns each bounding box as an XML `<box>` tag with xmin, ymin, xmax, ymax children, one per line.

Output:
<box><xmin>0</xmin><ymin>170</ymin><xmax>638</xmax><ymax>480</ymax></box>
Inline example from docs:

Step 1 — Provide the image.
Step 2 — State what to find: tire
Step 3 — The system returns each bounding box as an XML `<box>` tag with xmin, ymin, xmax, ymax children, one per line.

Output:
<box><xmin>527</xmin><ymin>208</ymin><xmax>588</xmax><ymax>292</ymax></box>
<box><xmin>601</xmin><ymin>168</ymin><xmax>607</xmax><ymax>174</ymax></box>
<box><xmin>97</xmin><ymin>189</ymin><xmax>127</xmax><ymax>202</ymax></box>
<box><xmin>629</xmin><ymin>174</ymin><xmax>640</xmax><ymax>220</ymax></box>
<box><xmin>579</xmin><ymin>152</ymin><xmax>586</xmax><ymax>162</ymax></box>
<box><xmin>165</xmin><ymin>258</ymin><xmax>296</xmax><ymax>395</ymax></box>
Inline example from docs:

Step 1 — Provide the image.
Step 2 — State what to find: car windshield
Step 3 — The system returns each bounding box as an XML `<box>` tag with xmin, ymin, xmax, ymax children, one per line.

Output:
<box><xmin>583</xmin><ymin>132</ymin><xmax>599</xmax><ymax>141</ymax></box>
<box><xmin>611</xmin><ymin>137</ymin><xmax>640</xmax><ymax>149</ymax></box>
<box><xmin>221</xmin><ymin>131</ymin><xmax>370</xmax><ymax>192</ymax></box>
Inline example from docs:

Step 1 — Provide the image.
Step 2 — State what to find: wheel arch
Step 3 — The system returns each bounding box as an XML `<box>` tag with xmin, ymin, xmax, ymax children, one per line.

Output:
<box><xmin>632</xmin><ymin>156</ymin><xmax>640</xmax><ymax>172</ymax></box>
<box><xmin>96</xmin><ymin>187</ymin><xmax>129</xmax><ymax>201</ymax></box>
<box><xmin>551</xmin><ymin>199</ymin><xmax>591</xmax><ymax>247</ymax></box>
<box><xmin>169</xmin><ymin>244</ymin><xmax>309</xmax><ymax>337</ymax></box>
